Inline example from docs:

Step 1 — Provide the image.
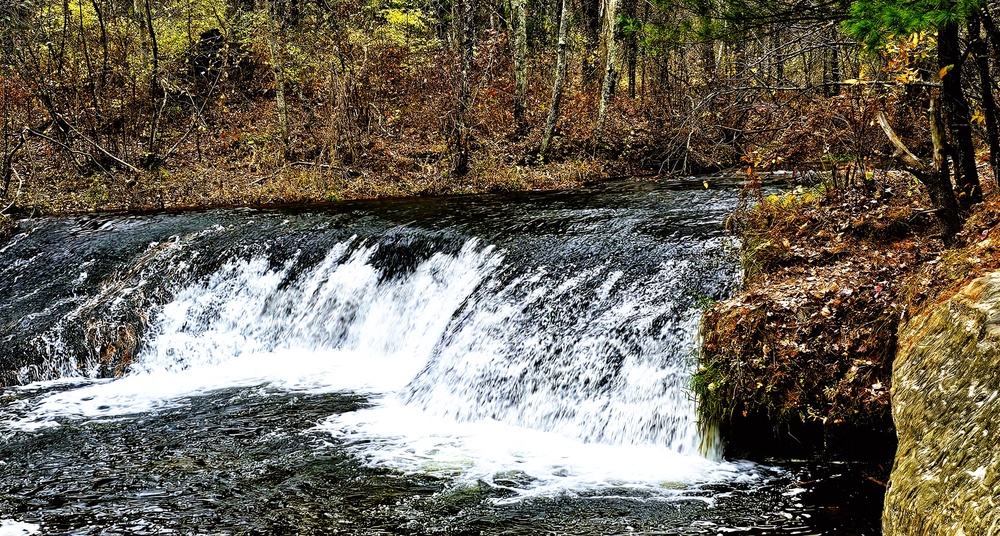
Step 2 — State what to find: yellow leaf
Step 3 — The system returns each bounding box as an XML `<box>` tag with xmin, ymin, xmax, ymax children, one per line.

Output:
<box><xmin>940</xmin><ymin>64</ymin><xmax>953</xmax><ymax>79</ymax></box>
<box><xmin>703</xmin><ymin>181</ymin><xmax>710</xmax><ymax>189</ymax></box>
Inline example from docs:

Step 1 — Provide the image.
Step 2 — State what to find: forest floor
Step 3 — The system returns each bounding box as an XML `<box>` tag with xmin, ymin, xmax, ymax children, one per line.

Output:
<box><xmin>3</xmin><ymin>127</ymin><xmax>615</xmax><ymax>218</ymax></box>
<box><xmin>697</xmin><ymin>166</ymin><xmax>1000</xmax><ymax>462</ymax></box>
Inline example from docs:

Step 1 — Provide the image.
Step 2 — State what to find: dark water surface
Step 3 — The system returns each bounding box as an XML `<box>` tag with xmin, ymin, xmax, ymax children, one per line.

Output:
<box><xmin>0</xmin><ymin>180</ymin><xmax>882</xmax><ymax>534</ymax></box>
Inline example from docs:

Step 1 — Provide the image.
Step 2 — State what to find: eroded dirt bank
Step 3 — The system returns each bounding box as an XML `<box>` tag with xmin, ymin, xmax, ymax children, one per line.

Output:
<box><xmin>698</xmin><ymin>172</ymin><xmax>1000</xmax><ymax>462</ymax></box>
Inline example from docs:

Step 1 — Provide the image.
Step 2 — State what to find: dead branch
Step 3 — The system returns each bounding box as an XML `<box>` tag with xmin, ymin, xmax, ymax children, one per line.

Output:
<box><xmin>876</xmin><ymin>111</ymin><xmax>923</xmax><ymax>169</ymax></box>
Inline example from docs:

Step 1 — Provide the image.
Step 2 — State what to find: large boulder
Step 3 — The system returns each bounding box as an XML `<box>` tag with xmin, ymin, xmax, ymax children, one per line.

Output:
<box><xmin>886</xmin><ymin>272</ymin><xmax>1000</xmax><ymax>533</ymax></box>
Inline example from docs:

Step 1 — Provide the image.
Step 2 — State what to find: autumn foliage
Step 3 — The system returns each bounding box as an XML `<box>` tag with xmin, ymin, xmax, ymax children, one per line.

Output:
<box><xmin>4</xmin><ymin>0</ymin><xmax>998</xmax><ymax>215</ymax></box>
<box><xmin>696</xmin><ymin>172</ymin><xmax>945</xmax><ymax>457</ymax></box>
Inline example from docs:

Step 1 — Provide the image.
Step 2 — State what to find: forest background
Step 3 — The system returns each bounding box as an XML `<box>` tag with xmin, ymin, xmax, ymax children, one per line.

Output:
<box><xmin>1</xmin><ymin>0</ymin><xmax>1000</xmax><ymax>228</ymax></box>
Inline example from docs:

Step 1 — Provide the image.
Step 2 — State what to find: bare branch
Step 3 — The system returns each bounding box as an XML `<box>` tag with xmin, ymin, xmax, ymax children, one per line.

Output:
<box><xmin>876</xmin><ymin>111</ymin><xmax>923</xmax><ymax>169</ymax></box>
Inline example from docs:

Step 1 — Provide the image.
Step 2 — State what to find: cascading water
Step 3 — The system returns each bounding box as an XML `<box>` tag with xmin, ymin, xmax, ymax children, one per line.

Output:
<box><xmin>0</xmin><ymin>180</ymin><xmax>883</xmax><ymax>534</ymax></box>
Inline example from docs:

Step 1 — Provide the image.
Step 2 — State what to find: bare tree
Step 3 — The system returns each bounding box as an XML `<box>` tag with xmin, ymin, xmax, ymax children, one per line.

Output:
<box><xmin>938</xmin><ymin>19</ymin><xmax>982</xmax><ymax>208</ymax></box>
<box><xmin>262</xmin><ymin>0</ymin><xmax>290</xmax><ymax>153</ymax></box>
<box><xmin>877</xmin><ymin>92</ymin><xmax>962</xmax><ymax>239</ymax></box>
<box><xmin>453</xmin><ymin>0</ymin><xmax>477</xmax><ymax>175</ymax></box>
<box><xmin>970</xmin><ymin>14</ymin><xmax>1000</xmax><ymax>186</ymax></box>
<box><xmin>510</xmin><ymin>0</ymin><xmax>528</xmax><ymax>135</ymax></box>
<box><xmin>539</xmin><ymin>0</ymin><xmax>569</xmax><ymax>159</ymax></box>
<box><xmin>593</xmin><ymin>0</ymin><xmax>621</xmax><ymax>144</ymax></box>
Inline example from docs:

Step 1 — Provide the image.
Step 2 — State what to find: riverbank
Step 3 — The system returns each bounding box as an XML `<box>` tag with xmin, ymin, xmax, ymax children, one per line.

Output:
<box><xmin>697</xmin><ymin>169</ymin><xmax>1000</xmax><ymax>462</ymax></box>
<box><xmin>3</xmin><ymin>136</ymin><xmax>613</xmax><ymax>217</ymax></box>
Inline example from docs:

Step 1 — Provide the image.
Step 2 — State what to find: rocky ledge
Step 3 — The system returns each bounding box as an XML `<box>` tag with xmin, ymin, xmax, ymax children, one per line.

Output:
<box><xmin>885</xmin><ymin>272</ymin><xmax>1000</xmax><ymax>534</ymax></box>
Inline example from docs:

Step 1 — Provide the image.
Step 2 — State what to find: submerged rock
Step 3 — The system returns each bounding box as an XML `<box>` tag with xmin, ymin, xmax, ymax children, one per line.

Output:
<box><xmin>886</xmin><ymin>272</ymin><xmax>1000</xmax><ymax>533</ymax></box>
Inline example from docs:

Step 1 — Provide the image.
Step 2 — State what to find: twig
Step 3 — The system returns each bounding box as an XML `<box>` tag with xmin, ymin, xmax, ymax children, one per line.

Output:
<box><xmin>162</xmin><ymin>60</ymin><xmax>225</xmax><ymax>161</ymax></box>
<box><xmin>25</xmin><ymin>127</ymin><xmax>94</xmax><ymax>164</ymax></box>
<box><xmin>38</xmin><ymin>119</ymin><xmax>142</xmax><ymax>174</ymax></box>
<box><xmin>290</xmin><ymin>161</ymin><xmax>342</xmax><ymax>170</ymax></box>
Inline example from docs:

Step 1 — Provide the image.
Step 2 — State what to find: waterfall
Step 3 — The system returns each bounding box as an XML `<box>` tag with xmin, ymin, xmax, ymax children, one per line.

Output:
<box><xmin>0</xmin><ymin>181</ymin><xmax>744</xmax><ymax>494</ymax></box>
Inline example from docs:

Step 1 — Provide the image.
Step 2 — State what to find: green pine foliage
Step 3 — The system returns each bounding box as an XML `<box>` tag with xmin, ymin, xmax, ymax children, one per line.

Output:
<box><xmin>845</xmin><ymin>0</ymin><xmax>985</xmax><ymax>48</ymax></box>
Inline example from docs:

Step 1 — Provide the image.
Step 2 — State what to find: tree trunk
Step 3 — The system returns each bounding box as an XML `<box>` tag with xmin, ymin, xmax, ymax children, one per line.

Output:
<box><xmin>453</xmin><ymin>0</ymin><xmax>476</xmax><ymax>175</ymax></box>
<box><xmin>938</xmin><ymin>19</ymin><xmax>982</xmax><ymax>208</ymax></box>
<box><xmin>971</xmin><ymin>14</ymin><xmax>1000</xmax><ymax>187</ymax></box>
<box><xmin>622</xmin><ymin>0</ymin><xmax>637</xmax><ymax>99</ymax></box>
<box><xmin>142</xmin><ymin>0</ymin><xmax>161</xmax><ymax>158</ymax></box>
<box><xmin>823</xmin><ymin>26</ymin><xmax>840</xmax><ymax>97</ymax></box>
<box><xmin>581</xmin><ymin>0</ymin><xmax>600</xmax><ymax>85</ymax></box>
<box><xmin>539</xmin><ymin>0</ymin><xmax>569</xmax><ymax>159</ymax></box>
<box><xmin>927</xmin><ymin>91</ymin><xmax>964</xmax><ymax>239</ymax></box>
<box><xmin>771</xmin><ymin>32</ymin><xmax>784</xmax><ymax>84</ymax></box>
<box><xmin>593</xmin><ymin>0</ymin><xmax>621</xmax><ymax>144</ymax></box>
<box><xmin>981</xmin><ymin>9</ymin><xmax>1000</xmax><ymax>52</ymax></box>
<box><xmin>510</xmin><ymin>0</ymin><xmax>528</xmax><ymax>135</ymax></box>
<box><xmin>264</xmin><ymin>0</ymin><xmax>289</xmax><ymax>153</ymax></box>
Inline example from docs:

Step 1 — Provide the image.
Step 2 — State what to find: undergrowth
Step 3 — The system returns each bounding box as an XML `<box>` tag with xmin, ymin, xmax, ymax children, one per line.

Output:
<box><xmin>696</xmin><ymin>172</ymin><xmax>941</xmax><ymax>444</ymax></box>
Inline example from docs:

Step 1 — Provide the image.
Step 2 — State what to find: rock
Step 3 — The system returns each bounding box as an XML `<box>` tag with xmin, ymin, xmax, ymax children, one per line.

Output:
<box><xmin>0</xmin><ymin>214</ymin><xmax>14</xmax><ymax>243</ymax></box>
<box><xmin>886</xmin><ymin>272</ymin><xmax>1000</xmax><ymax>534</ymax></box>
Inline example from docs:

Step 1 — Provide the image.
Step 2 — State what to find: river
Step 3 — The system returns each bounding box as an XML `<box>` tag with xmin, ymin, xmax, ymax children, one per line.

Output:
<box><xmin>0</xmin><ymin>179</ymin><xmax>881</xmax><ymax>534</ymax></box>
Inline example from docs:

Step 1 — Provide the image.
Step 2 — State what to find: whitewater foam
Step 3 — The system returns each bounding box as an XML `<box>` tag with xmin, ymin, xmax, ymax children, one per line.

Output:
<box><xmin>3</xmin><ymin>225</ymin><xmax>746</xmax><ymax>494</ymax></box>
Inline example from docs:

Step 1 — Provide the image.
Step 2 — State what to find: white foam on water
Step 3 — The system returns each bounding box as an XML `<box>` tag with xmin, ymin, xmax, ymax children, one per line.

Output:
<box><xmin>321</xmin><ymin>398</ymin><xmax>754</xmax><ymax>498</ymax></box>
<box><xmin>5</xmin><ymin>238</ymin><xmax>499</xmax><ymax>429</ymax></box>
<box><xmin>4</xmin><ymin>234</ymin><xmax>749</xmax><ymax>495</ymax></box>
<box><xmin>0</xmin><ymin>520</ymin><xmax>40</xmax><ymax>536</ymax></box>
<box><xmin>6</xmin><ymin>347</ymin><xmax>403</xmax><ymax>431</ymax></box>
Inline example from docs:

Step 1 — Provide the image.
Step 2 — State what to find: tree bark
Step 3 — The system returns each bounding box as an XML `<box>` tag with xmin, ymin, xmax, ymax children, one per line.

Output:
<box><xmin>823</xmin><ymin>25</ymin><xmax>840</xmax><ymax>97</ymax></box>
<box><xmin>593</xmin><ymin>0</ymin><xmax>621</xmax><ymax>144</ymax></box>
<box><xmin>771</xmin><ymin>32</ymin><xmax>784</xmax><ymax>84</ymax></box>
<box><xmin>938</xmin><ymin>19</ymin><xmax>982</xmax><ymax>208</ymax></box>
<box><xmin>581</xmin><ymin>0</ymin><xmax>600</xmax><ymax>86</ymax></box>
<box><xmin>510</xmin><ymin>0</ymin><xmax>528</xmax><ymax>135</ymax></box>
<box><xmin>927</xmin><ymin>91</ymin><xmax>964</xmax><ymax>239</ymax></box>
<box><xmin>622</xmin><ymin>0</ymin><xmax>638</xmax><ymax>99</ymax></box>
<box><xmin>539</xmin><ymin>0</ymin><xmax>569</xmax><ymax>159</ymax></box>
<box><xmin>264</xmin><ymin>0</ymin><xmax>289</xmax><ymax>153</ymax></box>
<box><xmin>142</xmin><ymin>0</ymin><xmax>161</xmax><ymax>157</ymax></box>
<box><xmin>971</xmin><ymin>14</ymin><xmax>1000</xmax><ymax>187</ymax></box>
<box><xmin>453</xmin><ymin>0</ymin><xmax>476</xmax><ymax>175</ymax></box>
